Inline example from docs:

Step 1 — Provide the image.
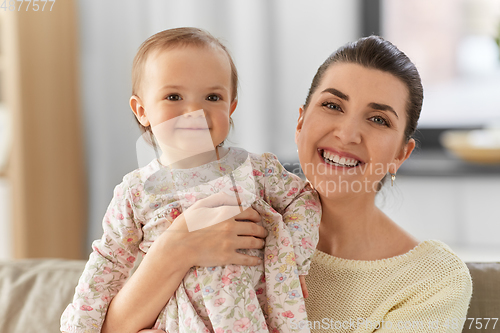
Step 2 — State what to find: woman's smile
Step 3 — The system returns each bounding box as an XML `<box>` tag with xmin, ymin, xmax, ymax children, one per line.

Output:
<box><xmin>318</xmin><ymin>148</ymin><xmax>364</xmax><ymax>168</ymax></box>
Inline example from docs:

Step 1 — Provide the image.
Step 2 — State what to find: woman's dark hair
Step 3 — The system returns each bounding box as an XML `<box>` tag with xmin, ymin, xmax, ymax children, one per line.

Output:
<box><xmin>304</xmin><ymin>35</ymin><xmax>423</xmax><ymax>142</ymax></box>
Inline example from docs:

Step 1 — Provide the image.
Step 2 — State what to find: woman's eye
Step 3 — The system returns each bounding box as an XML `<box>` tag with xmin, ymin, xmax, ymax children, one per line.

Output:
<box><xmin>322</xmin><ymin>102</ymin><xmax>342</xmax><ymax>111</ymax></box>
<box><xmin>207</xmin><ymin>94</ymin><xmax>221</xmax><ymax>102</ymax></box>
<box><xmin>370</xmin><ymin>116</ymin><xmax>389</xmax><ymax>126</ymax></box>
<box><xmin>166</xmin><ymin>94</ymin><xmax>181</xmax><ymax>101</ymax></box>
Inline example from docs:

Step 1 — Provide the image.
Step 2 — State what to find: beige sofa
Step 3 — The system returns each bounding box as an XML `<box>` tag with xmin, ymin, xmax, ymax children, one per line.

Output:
<box><xmin>0</xmin><ymin>259</ymin><xmax>499</xmax><ymax>332</ymax></box>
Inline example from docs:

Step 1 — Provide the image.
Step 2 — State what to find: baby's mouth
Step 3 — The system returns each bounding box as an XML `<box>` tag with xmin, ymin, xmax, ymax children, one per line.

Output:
<box><xmin>176</xmin><ymin>127</ymin><xmax>209</xmax><ymax>130</ymax></box>
<box><xmin>320</xmin><ymin>149</ymin><xmax>361</xmax><ymax>167</ymax></box>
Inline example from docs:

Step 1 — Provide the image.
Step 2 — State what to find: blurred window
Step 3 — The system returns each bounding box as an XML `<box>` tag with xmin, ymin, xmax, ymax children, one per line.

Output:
<box><xmin>382</xmin><ymin>0</ymin><xmax>500</xmax><ymax>129</ymax></box>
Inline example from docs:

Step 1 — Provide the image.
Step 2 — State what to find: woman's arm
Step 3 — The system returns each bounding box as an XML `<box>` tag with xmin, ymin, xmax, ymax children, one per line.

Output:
<box><xmin>102</xmin><ymin>193</ymin><xmax>268</xmax><ymax>333</ymax></box>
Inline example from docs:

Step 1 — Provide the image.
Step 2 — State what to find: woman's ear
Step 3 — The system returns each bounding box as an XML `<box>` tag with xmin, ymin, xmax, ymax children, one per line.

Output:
<box><xmin>393</xmin><ymin>138</ymin><xmax>416</xmax><ymax>172</ymax></box>
<box><xmin>130</xmin><ymin>95</ymin><xmax>149</xmax><ymax>127</ymax></box>
<box><xmin>295</xmin><ymin>106</ymin><xmax>305</xmax><ymax>144</ymax></box>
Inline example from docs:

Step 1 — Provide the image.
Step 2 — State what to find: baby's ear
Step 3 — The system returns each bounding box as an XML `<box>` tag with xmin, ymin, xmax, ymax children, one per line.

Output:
<box><xmin>130</xmin><ymin>95</ymin><xmax>149</xmax><ymax>127</ymax></box>
<box><xmin>229</xmin><ymin>99</ymin><xmax>238</xmax><ymax>116</ymax></box>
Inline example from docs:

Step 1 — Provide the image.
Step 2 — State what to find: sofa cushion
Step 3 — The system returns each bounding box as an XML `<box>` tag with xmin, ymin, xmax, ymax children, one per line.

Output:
<box><xmin>1</xmin><ymin>259</ymin><xmax>499</xmax><ymax>332</ymax></box>
<box><xmin>0</xmin><ymin>259</ymin><xmax>86</xmax><ymax>333</ymax></box>
<box><xmin>463</xmin><ymin>262</ymin><xmax>500</xmax><ymax>332</ymax></box>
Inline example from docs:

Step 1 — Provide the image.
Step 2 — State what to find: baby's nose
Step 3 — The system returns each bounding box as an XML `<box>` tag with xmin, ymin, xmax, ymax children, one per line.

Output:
<box><xmin>183</xmin><ymin>109</ymin><xmax>205</xmax><ymax>118</ymax></box>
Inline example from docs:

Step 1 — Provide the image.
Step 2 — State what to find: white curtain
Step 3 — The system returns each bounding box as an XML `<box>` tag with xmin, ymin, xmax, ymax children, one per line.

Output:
<box><xmin>78</xmin><ymin>0</ymin><xmax>360</xmax><ymax>249</ymax></box>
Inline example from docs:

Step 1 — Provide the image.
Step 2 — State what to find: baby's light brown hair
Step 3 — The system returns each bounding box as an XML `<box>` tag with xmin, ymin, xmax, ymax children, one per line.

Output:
<box><xmin>131</xmin><ymin>27</ymin><xmax>239</xmax><ymax>138</ymax></box>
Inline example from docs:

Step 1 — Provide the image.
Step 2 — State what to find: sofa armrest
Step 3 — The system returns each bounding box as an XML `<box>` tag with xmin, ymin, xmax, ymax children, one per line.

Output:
<box><xmin>462</xmin><ymin>262</ymin><xmax>500</xmax><ymax>332</ymax></box>
<box><xmin>0</xmin><ymin>258</ymin><xmax>86</xmax><ymax>333</ymax></box>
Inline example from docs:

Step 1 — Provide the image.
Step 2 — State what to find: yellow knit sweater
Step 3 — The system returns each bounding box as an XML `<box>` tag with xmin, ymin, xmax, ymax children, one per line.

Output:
<box><xmin>303</xmin><ymin>240</ymin><xmax>472</xmax><ymax>332</ymax></box>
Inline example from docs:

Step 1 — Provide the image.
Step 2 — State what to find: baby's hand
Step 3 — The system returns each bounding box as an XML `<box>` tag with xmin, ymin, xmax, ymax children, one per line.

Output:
<box><xmin>299</xmin><ymin>275</ymin><xmax>309</xmax><ymax>298</ymax></box>
<box><xmin>137</xmin><ymin>330</ymin><xmax>165</xmax><ymax>333</ymax></box>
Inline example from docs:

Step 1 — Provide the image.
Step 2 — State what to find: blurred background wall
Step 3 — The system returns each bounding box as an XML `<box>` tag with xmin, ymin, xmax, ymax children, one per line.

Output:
<box><xmin>0</xmin><ymin>0</ymin><xmax>499</xmax><ymax>261</ymax></box>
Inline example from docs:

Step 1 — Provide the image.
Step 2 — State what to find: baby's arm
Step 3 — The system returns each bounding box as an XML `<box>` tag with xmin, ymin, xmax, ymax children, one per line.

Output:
<box><xmin>257</xmin><ymin>153</ymin><xmax>321</xmax><ymax>276</ymax></box>
<box><xmin>60</xmin><ymin>180</ymin><xmax>142</xmax><ymax>333</ymax></box>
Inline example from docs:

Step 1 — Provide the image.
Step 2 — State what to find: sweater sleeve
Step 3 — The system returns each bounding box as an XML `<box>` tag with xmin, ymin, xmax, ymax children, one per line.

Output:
<box><xmin>258</xmin><ymin>153</ymin><xmax>321</xmax><ymax>275</ymax></box>
<box><xmin>60</xmin><ymin>179</ymin><xmax>143</xmax><ymax>333</ymax></box>
<box><xmin>375</xmin><ymin>263</ymin><xmax>472</xmax><ymax>333</ymax></box>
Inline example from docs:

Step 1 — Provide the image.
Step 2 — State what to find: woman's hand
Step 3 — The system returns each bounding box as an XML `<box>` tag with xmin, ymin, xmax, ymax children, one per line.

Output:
<box><xmin>299</xmin><ymin>275</ymin><xmax>309</xmax><ymax>298</ymax></box>
<box><xmin>158</xmin><ymin>191</ymin><xmax>268</xmax><ymax>268</ymax></box>
<box><xmin>103</xmin><ymin>192</ymin><xmax>267</xmax><ymax>333</ymax></box>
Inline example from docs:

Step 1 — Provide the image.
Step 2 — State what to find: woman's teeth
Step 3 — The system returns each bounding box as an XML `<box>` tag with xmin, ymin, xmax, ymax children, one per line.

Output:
<box><xmin>322</xmin><ymin>150</ymin><xmax>360</xmax><ymax>167</ymax></box>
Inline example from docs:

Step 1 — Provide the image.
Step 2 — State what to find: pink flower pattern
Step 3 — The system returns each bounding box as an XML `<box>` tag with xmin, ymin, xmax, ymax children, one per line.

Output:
<box><xmin>61</xmin><ymin>148</ymin><xmax>320</xmax><ymax>333</ymax></box>
<box><xmin>214</xmin><ymin>298</ymin><xmax>226</xmax><ymax>307</ymax></box>
<box><xmin>301</xmin><ymin>237</ymin><xmax>314</xmax><ymax>250</ymax></box>
<box><xmin>234</xmin><ymin>318</ymin><xmax>251</xmax><ymax>332</ymax></box>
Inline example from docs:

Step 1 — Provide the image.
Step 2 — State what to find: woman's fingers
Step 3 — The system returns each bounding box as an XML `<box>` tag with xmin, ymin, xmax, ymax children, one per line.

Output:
<box><xmin>234</xmin><ymin>234</ymin><xmax>266</xmax><ymax>250</ymax></box>
<box><xmin>218</xmin><ymin>221</ymin><xmax>267</xmax><ymax>266</ymax></box>
<box><xmin>187</xmin><ymin>215</ymin><xmax>267</xmax><ymax>267</ymax></box>
<box><xmin>185</xmin><ymin>192</ymin><xmax>258</xmax><ymax>232</ymax></box>
<box><xmin>185</xmin><ymin>192</ymin><xmax>265</xmax><ymax>234</ymax></box>
<box><xmin>234</xmin><ymin>215</ymin><xmax>267</xmax><ymax>239</ymax></box>
<box><xmin>299</xmin><ymin>275</ymin><xmax>309</xmax><ymax>298</ymax></box>
<box><xmin>230</xmin><ymin>251</ymin><xmax>263</xmax><ymax>266</ymax></box>
<box><xmin>184</xmin><ymin>205</ymin><xmax>242</xmax><ymax>231</ymax></box>
<box><xmin>163</xmin><ymin>195</ymin><xmax>268</xmax><ymax>267</ymax></box>
<box><xmin>234</xmin><ymin>206</ymin><xmax>262</xmax><ymax>223</ymax></box>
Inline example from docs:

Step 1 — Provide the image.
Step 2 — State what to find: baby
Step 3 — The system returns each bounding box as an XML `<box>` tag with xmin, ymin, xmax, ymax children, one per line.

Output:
<box><xmin>61</xmin><ymin>27</ymin><xmax>321</xmax><ymax>333</ymax></box>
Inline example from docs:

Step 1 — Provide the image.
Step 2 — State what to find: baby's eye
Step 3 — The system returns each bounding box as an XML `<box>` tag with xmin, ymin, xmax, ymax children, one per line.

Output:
<box><xmin>322</xmin><ymin>102</ymin><xmax>342</xmax><ymax>111</ymax></box>
<box><xmin>207</xmin><ymin>94</ymin><xmax>221</xmax><ymax>102</ymax></box>
<box><xmin>166</xmin><ymin>94</ymin><xmax>181</xmax><ymax>101</ymax></box>
<box><xmin>370</xmin><ymin>115</ymin><xmax>389</xmax><ymax>126</ymax></box>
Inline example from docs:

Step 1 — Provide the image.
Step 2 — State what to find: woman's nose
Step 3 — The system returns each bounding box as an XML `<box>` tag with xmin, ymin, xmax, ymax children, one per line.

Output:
<box><xmin>331</xmin><ymin>116</ymin><xmax>362</xmax><ymax>145</ymax></box>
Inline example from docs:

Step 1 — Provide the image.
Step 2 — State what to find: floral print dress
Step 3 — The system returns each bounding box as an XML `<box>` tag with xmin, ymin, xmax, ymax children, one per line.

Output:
<box><xmin>61</xmin><ymin>147</ymin><xmax>321</xmax><ymax>333</ymax></box>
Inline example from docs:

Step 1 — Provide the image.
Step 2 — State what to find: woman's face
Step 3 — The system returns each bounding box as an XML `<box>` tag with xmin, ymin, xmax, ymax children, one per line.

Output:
<box><xmin>295</xmin><ymin>62</ymin><xmax>415</xmax><ymax>199</ymax></box>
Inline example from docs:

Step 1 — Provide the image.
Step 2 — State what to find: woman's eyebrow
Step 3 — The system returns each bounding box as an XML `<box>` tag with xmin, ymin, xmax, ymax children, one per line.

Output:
<box><xmin>368</xmin><ymin>102</ymin><xmax>399</xmax><ymax>119</ymax></box>
<box><xmin>322</xmin><ymin>88</ymin><xmax>349</xmax><ymax>101</ymax></box>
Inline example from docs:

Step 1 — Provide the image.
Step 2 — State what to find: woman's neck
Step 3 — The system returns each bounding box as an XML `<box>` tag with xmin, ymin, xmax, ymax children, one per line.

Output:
<box><xmin>317</xmin><ymin>191</ymin><xmax>419</xmax><ymax>260</ymax></box>
<box><xmin>317</xmin><ymin>192</ymin><xmax>384</xmax><ymax>259</ymax></box>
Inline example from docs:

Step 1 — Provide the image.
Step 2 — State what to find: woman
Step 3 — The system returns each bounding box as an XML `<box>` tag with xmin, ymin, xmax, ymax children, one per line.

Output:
<box><xmin>295</xmin><ymin>36</ymin><xmax>471</xmax><ymax>332</ymax></box>
<box><xmin>102</xmin><ymin>36</ymin><xmax>471</xmax><ymax>333</ymax></box>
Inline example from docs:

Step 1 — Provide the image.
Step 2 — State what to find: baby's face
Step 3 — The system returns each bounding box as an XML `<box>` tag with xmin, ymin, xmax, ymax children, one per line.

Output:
<box><xmin>137</xmin><ymin>45</ymin><xmax>236</xmax><ymax>155</ymax></box>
